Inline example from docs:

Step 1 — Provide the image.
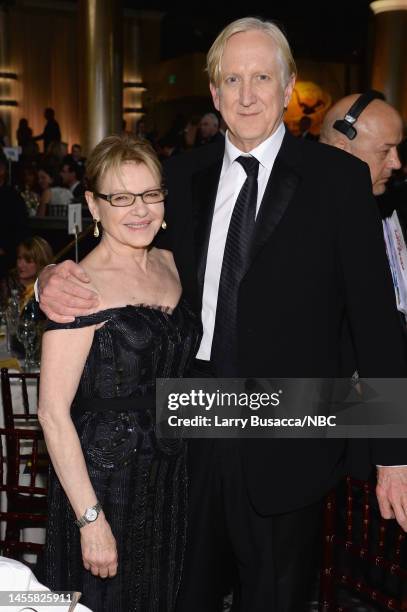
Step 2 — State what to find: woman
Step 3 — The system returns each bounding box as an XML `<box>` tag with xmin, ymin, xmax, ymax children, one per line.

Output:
<box><xmin>37</xmin><ymin>165</ymin><xmax>72</xmax><ymax>216</ymax></box>
<box><xmin>17</xmin><ymin>166</ymin><xmax>41</xmax><ymax>217</ymax></box>
<box><xmin>38</xmin><ymin>135</ymin><xmax>201</xmax><ymax>611</ymax></box>
<box><xmin>1</xmin><ymin>236</ymin><xmax>53</xmax><ymax>313</ymax></box>
<box><xmin>16</xmin><ymin>118</ymin><xmax>33</xmax><ymax>149</ymax></box>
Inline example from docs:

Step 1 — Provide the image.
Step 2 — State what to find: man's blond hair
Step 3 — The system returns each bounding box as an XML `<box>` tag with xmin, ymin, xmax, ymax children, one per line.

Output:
<box><xmin>206</xmin><ymin>17</ymin><xmax>297</xmax><ymax>88</ymax></box>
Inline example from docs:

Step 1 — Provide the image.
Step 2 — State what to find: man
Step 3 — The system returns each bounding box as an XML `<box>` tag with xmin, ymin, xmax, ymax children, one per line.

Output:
<box><xmin>319</xmin><ymin>93</ymin><xmax>402</xmax><ymax>197</ymax></box>
<box><xmin>320</xmin><ymin>94</ymin><xmax>407</xmax><ymax>321</ymax></box>
<box><xmin>0</xmin><ymin>154</ymin><xmax>29</xmax><ymax>279</ymax></box>
<box><xmin>65</xmin><ymin>143</ymin><xmax>86</xmax><ymax>167</ymax></box>
<box><xmin>60</xmin><ymin>161</ymin><xmax>84</xmax><ymax>201</ymax></box>
<box><xmin>33</xmin><ymin>108</ymin><xmax>61</xmax><ymax>154</ymax></box>
<box><xmin>37</xmin><ymin>17</ymin><xmax>407</xmax><ymax>612</ymax></box>
<box><xmin>298</xmin><ymin>114</ymin><xmax>318</xmax><ymax>140</ymax></box>
<box><xmin>197</xmin><ymin>112</ymin><xmax>225</xmax><ymax>146</ymax></box>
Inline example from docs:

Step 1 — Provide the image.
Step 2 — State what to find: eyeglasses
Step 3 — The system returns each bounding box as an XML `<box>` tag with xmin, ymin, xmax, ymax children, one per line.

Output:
<box><xmin>94</xmin><ymin>187</ymin><xmax>168</xmax><ymax>207</ymax></box>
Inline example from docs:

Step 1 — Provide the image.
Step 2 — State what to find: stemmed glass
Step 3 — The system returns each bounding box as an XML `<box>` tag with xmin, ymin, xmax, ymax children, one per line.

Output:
<box><xmin>17</xmin><ymin>318</ymin><xmax>38</xmax><ymax>371</ymax></box>
<box><xmin>0</xmin><ymin>307</ymin><xmax>6</xmax><ymax>342</ymax></box>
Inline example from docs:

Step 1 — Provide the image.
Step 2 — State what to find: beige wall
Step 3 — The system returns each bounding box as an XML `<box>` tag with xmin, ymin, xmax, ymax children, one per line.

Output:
<box><xmin>7</xmin><ymin>3</ymin><xmax>79</xmax><ymax>149</ymax></box>
<box><xmin>0</xmin><ymin>2</ymin><xmax>382</xmax><ymax>148</ymax></box>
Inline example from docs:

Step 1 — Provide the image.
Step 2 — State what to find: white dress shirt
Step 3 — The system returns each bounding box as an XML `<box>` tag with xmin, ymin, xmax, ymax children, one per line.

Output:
<box><xmin>196</xmin><ymin>122</ymin><xmax>285</xmax><ymax>360</ymax></box>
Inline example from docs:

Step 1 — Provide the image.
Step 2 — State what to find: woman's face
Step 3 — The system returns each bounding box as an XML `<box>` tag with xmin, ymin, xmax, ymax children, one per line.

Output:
<box><xmin>17</xmin><ymin>247</ymin><xmax>38</xmax><ymax>283</ymax></box>
<box><xmin>87</xmin><ymin>161</ymin><xmax>164</xmax><ymax>252</ymax></box>
<box><xmin>38</xmin><ymin>170</ymin><xmax>52</xmax><ymax>190</ymax></box>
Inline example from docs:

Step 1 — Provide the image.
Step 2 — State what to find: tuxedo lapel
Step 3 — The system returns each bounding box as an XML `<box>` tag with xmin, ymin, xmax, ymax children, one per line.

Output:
<box><xmin>192</xmin><ymin>156</ymin><xmax>223</xmax><ymax>302</ymax></box>
<box><xmin>250</xmin><ymin>132</ymin><xmax>302</xmax><ymax>264</ymax></box>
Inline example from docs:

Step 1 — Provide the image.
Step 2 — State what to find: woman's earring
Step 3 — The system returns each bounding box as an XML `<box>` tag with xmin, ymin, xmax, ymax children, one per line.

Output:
<box><xmin>161</xmin><ymin>220</ymin><xmax>167</xmax><ymax>230</ymax></box>
<box><xmin>93</xmin><ymin>218</ymin><xmax>100</xmax><ymax>238</ymax></box>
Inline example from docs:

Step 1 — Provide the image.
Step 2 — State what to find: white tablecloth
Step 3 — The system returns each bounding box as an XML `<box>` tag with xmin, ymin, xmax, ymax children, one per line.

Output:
<box><xmin>0</xmin><ymin>556</ymin><xmax>92</xmax><ymax>611</ymax></box>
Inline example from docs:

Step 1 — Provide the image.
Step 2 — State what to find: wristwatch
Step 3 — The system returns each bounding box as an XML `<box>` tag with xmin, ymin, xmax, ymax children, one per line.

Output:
<box><xmin>75</xmin><ymin>501</ymin><xmax>102</xmax><ymax>528</ymax></box>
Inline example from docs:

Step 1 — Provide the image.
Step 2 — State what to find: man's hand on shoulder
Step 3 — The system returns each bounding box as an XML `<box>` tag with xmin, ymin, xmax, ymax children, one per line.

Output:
<box><xmin>376</xmin><ymin>466</ymin><xmax>407</xmax><ymax>531</ymax></box>
<box><xmin>38</xmin><ymin>260</ymin><xmax>100</xmax><ymax>323</ymax></box>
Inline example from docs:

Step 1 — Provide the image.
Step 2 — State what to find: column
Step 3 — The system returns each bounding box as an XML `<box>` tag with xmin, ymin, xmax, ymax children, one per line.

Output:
<box><xmin>123</xmin><ymin>17</ymin><xmax>146</xmax><ymax>133</ymax></box>
<box><xmin>370</xmin><ymin>0</ymin><xmax>407</xmax><ymax>119</ymax></box>
<box><xmin>78</xmin><ymin>0</ymin><xmax>123</xmax><ymax>155</ymax></box>
<box><xmin>0</xmin><ymin>6</ymin><xmax>13</xmax><ymax>144</ymax></box>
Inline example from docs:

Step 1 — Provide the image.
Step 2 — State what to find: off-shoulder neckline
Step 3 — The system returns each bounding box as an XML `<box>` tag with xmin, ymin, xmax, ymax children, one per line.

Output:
<box><xmin>81</xmin><ymin>298</ymin><xmax>183</xmax><ymax>320</ymax></box>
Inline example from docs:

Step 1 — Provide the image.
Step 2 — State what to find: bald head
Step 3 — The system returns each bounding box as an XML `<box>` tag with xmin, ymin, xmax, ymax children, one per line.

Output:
<box><xmin>320</xmin><ymin>94</ymin><xmax>403</xmax><ymax>195</ymax></box>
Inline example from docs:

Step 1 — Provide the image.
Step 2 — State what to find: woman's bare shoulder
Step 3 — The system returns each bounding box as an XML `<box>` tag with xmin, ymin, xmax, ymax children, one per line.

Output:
<box><xmin>153</xmin><ymin>247</ymin><xmax>175</xmax><ymax>265</ymax></box>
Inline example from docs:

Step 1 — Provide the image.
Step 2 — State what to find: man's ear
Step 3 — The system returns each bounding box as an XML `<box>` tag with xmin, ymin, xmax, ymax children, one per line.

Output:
<box><xmin>284</xmin><ymin>74</ymin><xmax>296</xmax><ymax>109</ymax></box>
<box><xmin>210</xmin><ymin>82</ymin><xmax>221</xmax><ymax>112</ymax></box>
<box><xmin>334</xmin><ymin>137</ymin><xmax>351</xmax><ymax>153</ymax></box>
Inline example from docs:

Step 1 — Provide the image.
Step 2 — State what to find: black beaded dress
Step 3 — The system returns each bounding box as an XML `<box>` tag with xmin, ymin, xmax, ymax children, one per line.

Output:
<box><xmin>40</xmin><ymin>299</ymin><xmax>201</xmax><ymax>612</ymax></box>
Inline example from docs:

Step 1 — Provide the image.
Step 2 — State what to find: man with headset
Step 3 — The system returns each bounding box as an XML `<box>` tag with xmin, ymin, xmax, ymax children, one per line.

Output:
<box><xmin>319</xmin><ymin>90</ymin><xmax>402</xmax><ymax>198</ymax></box>
<box><xmin>320</xmin><ymin>92</ymin><xmax>407</xmax><ymax>321</ymax></box>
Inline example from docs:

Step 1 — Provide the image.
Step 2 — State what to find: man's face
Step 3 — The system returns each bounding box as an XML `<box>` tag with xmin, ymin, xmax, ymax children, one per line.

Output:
<box><xmin>210</xmin><ymin>30</ymin><xmax>295</xmax><ymax>152</ymax></box>
<box><xmin>350</xmin><ymin>109</ymin><xmax>402</xmax><ymax>196</ymax></box>
<box><xmin>60</xmin><ymin>164</ymin><xmax>75</xmax><ymax>187</ymax></box>
<box><xmin>72</xmin><ymin>145</ymin><xmax>81</xmax><ymax>161</ymax></box>
<box><xmin>200</xmin><ymin>117</ymin><xmax>216</xmax><ymax>139</ymax></box>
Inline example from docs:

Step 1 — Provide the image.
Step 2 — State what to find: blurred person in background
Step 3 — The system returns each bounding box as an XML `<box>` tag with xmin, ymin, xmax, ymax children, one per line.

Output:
<box><xmin>17</xmin><ymin>165</ymin><xmax>41</xmax><ymax>216</ymax></box>
<box><xmin>182</xmin><ymin>115</ymin><xmax>200</xmax><ymax>150</ymax></box>
<box><xmin>197</xmin><ymin>112</ymin><xmax>224</xmax><ymax>146</ymax></box>
<box><xmin>60</xmin><ymin>160</ymin><xmax>84</xmax><ymax>201</ymax></box>
<box><xmin>298</xmin><ymin>115</ymin><xmax>318</xmax><ymax>140</ymax></box>
<box><xmin>65</xmin><ymin>143</ymin><xmax>86</xmax><ymax>167</ymax></box>
<box><xmin>0</xmin><ymin>235</ymin><xmax>53</xmax><ymax>314</ymax></box>
<box><xmin>16</xmin><ymin>118</ymin><xmax>34</xmax><ymax>151</ymax></box>
<box><xmin>0</xmin><ymin>116</ymin><xmax>10</xmax><ymax>147</ymax></box>
<box><xmin>34</xmin><ymin>107</ymin><xmax>61</xmax><ymax>154</ymax></box>
<box><xmin>37</xmin><ymin>165</ymin><xmax>72</xmax><ymax>216</ymax></box>
<box><xmin>0</xmin><ymin>153</ymin><xmax>30</xmax><ymax>279</ymax></box>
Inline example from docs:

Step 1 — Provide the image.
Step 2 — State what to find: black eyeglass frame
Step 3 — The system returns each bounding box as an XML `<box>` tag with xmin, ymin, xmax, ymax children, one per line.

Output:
<box><xmin>94</xmin><ymin>187</ymin><xmax>168</xmax><ymax>207</ymax></box>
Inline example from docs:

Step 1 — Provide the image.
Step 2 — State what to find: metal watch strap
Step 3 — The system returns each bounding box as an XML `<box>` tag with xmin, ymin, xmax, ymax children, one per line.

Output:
<box><xmin>75</xmin><ymin>501</ymin><xmax>102</xmax><ymax>528</ymax></box>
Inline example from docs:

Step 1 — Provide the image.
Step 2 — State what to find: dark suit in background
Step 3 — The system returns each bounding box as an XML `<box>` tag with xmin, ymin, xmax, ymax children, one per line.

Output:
<box><xmin>0</xmin><ymin>185</ymin><xmax>30</xmax><ymax>279</ymax></box>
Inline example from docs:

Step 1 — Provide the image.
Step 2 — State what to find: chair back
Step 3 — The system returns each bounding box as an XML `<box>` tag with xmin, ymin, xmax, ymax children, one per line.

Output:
<box><xmin>0</xmin><ymin>427</ymin><xmax>48</xmax><ymax>561</ymax></box>
<box><xmin>1</xmin><ymin>368</ymin><xmax>40</xmax><ymax>430</ymax></box>
<box><xmin>320</xmin><ymin>476</ymin><xmax>407</xmax><ymax>611</ymax></box>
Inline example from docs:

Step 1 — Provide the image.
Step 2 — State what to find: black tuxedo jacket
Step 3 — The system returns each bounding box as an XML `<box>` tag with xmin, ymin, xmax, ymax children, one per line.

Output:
<box><xmin>162</xmin><ymin>130</ymin><xmax>407</xmax><ymax>514</ymax></box>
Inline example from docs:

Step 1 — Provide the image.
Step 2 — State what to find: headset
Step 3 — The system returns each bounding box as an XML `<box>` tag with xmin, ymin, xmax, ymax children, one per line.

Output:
<box><xmin>333</xmin><ymin>89</ymin><xmax>385</xmax><ymax>140</ymax></box>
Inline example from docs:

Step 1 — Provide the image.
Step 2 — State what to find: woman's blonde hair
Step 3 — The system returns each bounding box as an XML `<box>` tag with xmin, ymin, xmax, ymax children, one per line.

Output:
<box><xmin>18</xmin><ymin>236</ymin><xmax>54</xmax><ymax>274</ymax></box>
<box><xmin>206</xmin><ymin>17</ymin><xmax>297</xmax><ymax>88</ymax></box>
<box><xmin>85</xmin><ymin>134</ymin><xmax>162</xmax><ymax>193</ymax></box>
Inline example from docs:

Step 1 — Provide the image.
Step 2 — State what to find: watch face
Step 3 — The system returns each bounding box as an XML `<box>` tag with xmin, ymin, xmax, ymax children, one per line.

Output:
<box><xmin>85</xmin><ymin>507</ymin><xmax>98</xmax><ymax>522</ymax></box>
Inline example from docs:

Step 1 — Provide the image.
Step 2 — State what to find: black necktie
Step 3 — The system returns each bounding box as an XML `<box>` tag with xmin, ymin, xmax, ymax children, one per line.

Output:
<box><xmin>211</xmin><ymin>155</ymin><xmax>259</xmax><ymax>376</ymax></box>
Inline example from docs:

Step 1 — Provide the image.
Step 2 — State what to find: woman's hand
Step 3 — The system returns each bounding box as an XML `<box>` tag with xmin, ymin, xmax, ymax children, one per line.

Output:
<box><xmin>80</xmin><ymin>513</ymin><xmax>118</xmax><ymax>578</ymax></box>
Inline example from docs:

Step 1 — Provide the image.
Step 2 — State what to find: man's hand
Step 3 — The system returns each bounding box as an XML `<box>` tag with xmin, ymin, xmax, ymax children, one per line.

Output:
<box><xmin>376</xmin><ymin>466</ymin><xmax>407</xmax><ymax>531</ymax></box>
<box><xmin>39</xmin><ymin>260</ymin><xmax>100</xmax><ymax>323</ymax></box>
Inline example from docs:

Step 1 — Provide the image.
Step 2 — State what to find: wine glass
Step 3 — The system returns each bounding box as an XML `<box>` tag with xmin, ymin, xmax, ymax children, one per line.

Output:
<box><xmin>0</xmin><ymin>306</ymin><xmax>6</xmax><ymax>343</ymax></box>
<box><xmin>17</xmin><ymin>319</ymin><xmax>38</xmax><ymax>371</ymax></box>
